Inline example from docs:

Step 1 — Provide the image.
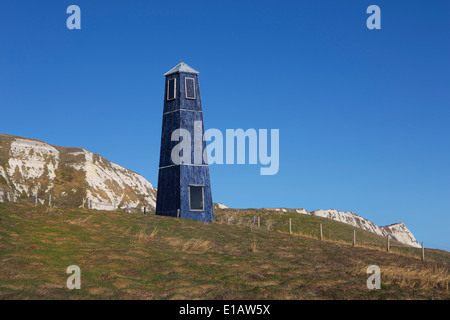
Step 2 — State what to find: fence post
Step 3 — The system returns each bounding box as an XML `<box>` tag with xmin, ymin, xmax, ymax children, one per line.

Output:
<box><xmin>289</xmin><ymin>218</ymin><xmax>292</xmax><ymax>234</ymax></box>
<box><xmin>34</xmin><ymin>194</ymin><xmax>38</xmax><ymax>205</ymax></box>
<box><xmin>177</xmin><ymin>209</ymin><xmax>180</xmax><ymax>218</ymax></box>
<box><xmin>253</xmin><ymin>216</ymin><xmax>256</xmax><ymax>226</ymax></box>
<box><xmin>387</xmin><ymin>235</ymin><xmax>390</xmax><ymax>252</ymax></box>
<box><xmin>89</xmin><ymin>199</ymin><xmax>92</xmax><ymax>210</ymax></box>
<box><xmin>144</xmin><ymin>206</ymin><xmax>146</xmax><ymax>215</ymax></box>
<box><xmin>353</xmin><ymin>230</ymin><xmax>356</xmax><ymax>246</ymax></box>
<box><xmin>258</xmin><ymin>216</ymin><xmax>260</xmax><ymax>228</ymax></box>
<box><xmin>320</xmin><ymin>224</ymin><xmax>323</xmax><ymax>241</ymax></box>
<box><xmin>421</xmin><ymin>242</ymin><xmax>425</xmax><ymax>261</ymax></box>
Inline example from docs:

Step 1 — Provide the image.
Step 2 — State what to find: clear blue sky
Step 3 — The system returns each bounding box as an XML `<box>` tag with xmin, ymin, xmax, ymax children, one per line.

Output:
<box><xmin>1</xmin><ymin>1</ymin><xmax>449</xmax><ymax>250</ymax></box>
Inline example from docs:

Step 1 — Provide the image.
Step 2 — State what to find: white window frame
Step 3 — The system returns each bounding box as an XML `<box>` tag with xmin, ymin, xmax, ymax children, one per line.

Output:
<box><xmin>185</xmin><ymin>77</ymin><xmax>196</xmax><ymax>100</ymax></box>
<box><xmin>167</xmin><ymin>78</ymin><xmax>176</xmax><ymax>101</ymax></box>
<box><xmin>188</xmin><ymin>184</ymin><xmax>204</xmax><ymax>211</ymax></box>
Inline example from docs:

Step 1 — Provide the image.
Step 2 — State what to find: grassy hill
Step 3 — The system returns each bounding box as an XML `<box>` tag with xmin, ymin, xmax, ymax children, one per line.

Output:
<box><xmin>0</xmin><ymin>203</ymin><xmax>448</xmax><ymax>299</ymax></box>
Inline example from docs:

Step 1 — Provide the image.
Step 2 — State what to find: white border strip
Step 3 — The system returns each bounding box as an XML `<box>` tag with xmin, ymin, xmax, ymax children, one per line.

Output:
<box><xmin>159</xmin><ymin>163</ymin><xmax>209</xmax><ymax>170</ymax></box>
<box><xmin>163</xmin><ymin>109</ymin><xmax>203</xmax><ymax>115</ymax></box>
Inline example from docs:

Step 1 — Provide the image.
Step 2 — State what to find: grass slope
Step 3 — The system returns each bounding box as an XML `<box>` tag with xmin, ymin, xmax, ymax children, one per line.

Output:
<box><xmin>0</xmin><ymin>203</ymin><xmax>448</xmax><ymax>300</ymax></box>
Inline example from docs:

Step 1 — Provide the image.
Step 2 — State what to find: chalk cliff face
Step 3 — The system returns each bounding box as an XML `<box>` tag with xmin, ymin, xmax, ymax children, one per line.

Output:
<box><xmin>310</xmin><ymin>209</ymin><xmax>385</xmax><ymax>236</ymax></box>
<box><xmin>380</xmin><ymin>223</ymin><xmax>421</xmax><ymax>248</ymax></box>
<box><xmin>309</xmin><ymin>209</ymin><xmax>421</xmax><ymax>248</ymax></box>
<box><xmin>214</xmin><ymin>203</ymin><xmax>229</xmax><ymax>209</ymax></box>
<box><xmin>0</xmin><ymin>134</ymin><xmax>157</xmax><ymax>211</ymax></box>
<box><xmin>263</xmin><ymin>208</ymin><xmax>310</xmax><ymax>215</ymax></box>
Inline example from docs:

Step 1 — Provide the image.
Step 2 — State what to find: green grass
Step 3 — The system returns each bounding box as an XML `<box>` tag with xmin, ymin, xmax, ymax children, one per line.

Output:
<box><xmin>0</xmin><ymin>176</ymin><xmax>7</xmax><ymax>186</ymax></box>
<box><xmin>0</xmin><ymin>203</ymin><xmax>448</xmax><ymax>300</ymax></box>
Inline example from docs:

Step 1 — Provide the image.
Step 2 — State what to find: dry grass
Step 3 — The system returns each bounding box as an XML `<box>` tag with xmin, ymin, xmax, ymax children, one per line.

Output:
<box><xmin>164</xmin><ymin>238</ymin><xmax>215</xmax><ymax>253</ymax></box>
<box><xmin>251</xmin><ymin>238</ymin><xmax>257</xmax><ymax>253</ymax></box>
<box><xmin>181</xmin><ymin>239</ymin><xmax>214</xmax><ymax>253</ymax></box>
<box><xmin>250</xmin><ymin>228</ymin><xmax>258</xmax><ymax>253</ymax></box>
<box><xmin>67</xmin><ymin>217</ymin><xmax>91</xmax><ymax>225</ymax></box>
<box><xmin>215</xmin><ymin>210</ymin><xmax>238</xmax><ymax>225</ymax></box>
<box><xmin>352</xmin><ymin>263</ymin><xmax>449</xmax><ymax>292</ymax></box>
<box><xmin>135</xmin><ymin>226</ymin><xmax>158</xmax><ymax>243</ymax></box>
<box><xmin>45</xmin><ymin>207</ymin><xmax>63</xmax><ymax>216</ymax></box>
<box><xmin>215</xmin><ymin>210</ymin><xmax>254</xmax><ymax>227</ymax></box>
<box><xmin>356</xmin><ymin>243</ymin><xmax>423</xmax><ymax>260</ymax></box>
<box><xmin>265</xmin><ymin>218</ymin><xmax>274</xmax><ymax>230</ymax></box>
<box><xmin>122</xmin><ymin>226</ymin><xmax>132</xmax><ymax>237</ymax></box>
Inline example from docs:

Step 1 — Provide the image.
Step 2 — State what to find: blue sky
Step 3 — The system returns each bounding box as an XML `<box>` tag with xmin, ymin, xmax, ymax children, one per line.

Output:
<box><xmin>0</xmin><ymin>1</ymin><xmax>449</xmax><ymax>250</ymax></box>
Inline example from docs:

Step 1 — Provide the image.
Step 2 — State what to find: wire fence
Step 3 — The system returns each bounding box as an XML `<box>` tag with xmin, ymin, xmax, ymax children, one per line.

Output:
<box><xmin>213</xmin><ymin>209</ymin><xmax>429</xmax><ymax>261</ymax></box>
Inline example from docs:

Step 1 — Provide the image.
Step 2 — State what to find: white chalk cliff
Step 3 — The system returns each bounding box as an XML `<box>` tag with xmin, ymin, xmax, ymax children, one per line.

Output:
<box><xmin>0</xmin><ymin>134</ymin><xmax>157</xmax><ymax>211</ymax></box>
<box><xmin>380</xmin><ymin>223</ymin><xmax>420</xmax><ymax>248</ymax></box>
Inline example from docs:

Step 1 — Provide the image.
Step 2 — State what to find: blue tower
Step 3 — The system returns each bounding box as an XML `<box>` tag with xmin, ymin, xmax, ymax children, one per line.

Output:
<box><xmin>155</xmin><ymin>62</ymin><xmax>214</xmax><ymax>222</ymax></box>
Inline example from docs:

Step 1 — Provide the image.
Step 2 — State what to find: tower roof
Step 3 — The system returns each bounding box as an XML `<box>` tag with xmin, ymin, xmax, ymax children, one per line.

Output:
<box><xmin>164</xmin><ymin>62</ymin><xmax>199</xmax><ymax>76</ymax></box>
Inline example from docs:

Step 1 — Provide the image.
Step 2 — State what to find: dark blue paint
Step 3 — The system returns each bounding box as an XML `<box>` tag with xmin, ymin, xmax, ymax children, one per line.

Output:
<box><xmin>156</xmin><ymin>66</ymin><xmax>214</xmax><ymax>223</ymax></box>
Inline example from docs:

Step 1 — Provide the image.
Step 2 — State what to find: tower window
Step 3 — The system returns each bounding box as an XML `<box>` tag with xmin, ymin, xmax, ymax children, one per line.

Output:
<box><xmin>167</xmin><ymin>78</ymin><xmax>176</xmax><ymax>101</ymax></box>
<box><xmin>185</xmin><ymin>77</ymin><xmax>196</xmax><ymax>99</ymax></box>
<box><xmin>189</xmin><ymin>185</ymin><xmax>204</xmax><ymax>211</ymax></box>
